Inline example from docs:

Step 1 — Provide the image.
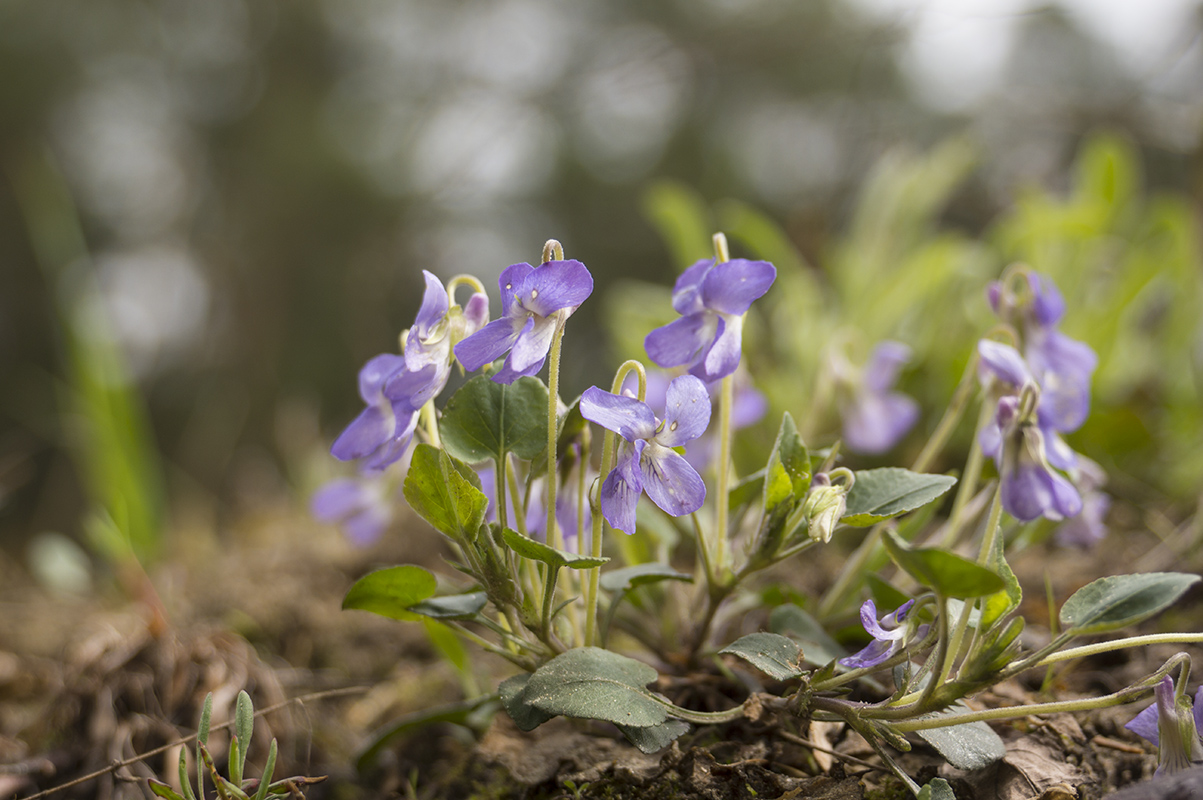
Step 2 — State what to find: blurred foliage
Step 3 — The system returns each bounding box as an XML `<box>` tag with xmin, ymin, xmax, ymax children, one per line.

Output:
<box><xmin>619</xmin><ymin>131</ymin><xmax>1202</xmax><ymax>507</ymax></box>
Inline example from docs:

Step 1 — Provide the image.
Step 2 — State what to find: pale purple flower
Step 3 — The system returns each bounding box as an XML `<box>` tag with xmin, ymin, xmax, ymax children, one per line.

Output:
<box><xmin>331</xmin><ymin>354</ymin><xmax>425</xmax><ymax>471</ymax></box>
<box><xmin>311</xmin><ymin>477</ymin><xmax>393</xmax><ymax>546</ymax></box>
<box><xmin>579</xmin><ymin>374</ymin><xmax>712</xmax><ymax>534</ymax></box>
<box><xmin>841</xmin><ymin>342</ymin><xmax>920</xmax><ymax>454</ymax></box>
<box><xmin>838</xmin><ymin>599</ymin><xmax>929</xmax><ymax>670</ymax></box>
<box><xmin>1125</xmin><ymin>678</ymin><xmax>1203</xmax><ymax>777</ymax></box>
<box><xmin>977</xmin><ymin>341</ymin><xmax>1083</xmax><ymax>522</ymax></box>
<box><xmin>332</xmin><ymin>272</ymin><xmax>487</xmax><ymax>471</ymax></box>
<box><xmin>624</xmin><ymin>370</ymin><xmax>767</xmax><ymax>472</ymax></box>
<box><xmin>645</xmin><ymin>258</ymin><xmax>776</xmax><ymax>383</ymax></box>
<box><xmin>987</xmin><ymin>273</ymin><xmax>1097</xmax><ymax>434</ymax></box>
<box><xmin>454</xmin><ymin>260</ymin><xmax>593</xmax><ymax>384</ymax></box>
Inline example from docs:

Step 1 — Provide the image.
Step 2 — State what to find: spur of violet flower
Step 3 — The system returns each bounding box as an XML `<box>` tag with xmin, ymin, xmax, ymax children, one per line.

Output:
<box><xmin>579</xmin><ymin>374</ymin><xmax>712</xmax><ymax>534</ymax></box>
<box><xmin>311</xmin><ymin>476</ymin><xmax>393</xmax><ymax>546</ymax></box>
<box><xmin>454</xmin><ymin>259</ymin><xmax>593</xmax><ymax>384</ymax></box>
<box><xmin>838</xmin><ymin>599</ymin><xmax>929</xmax><ymax>670</ymax></box>
<box><xmin>839</xmin><ymin>341</ymin><xmax>920</xmax><ymax>455</ymax></box>
<box><xmin>1124</xmin><ymin>677</ymin><xmax>1203</xmax><ymax>777</ymax></box>
<box><xmin>644</xmin><ymin>257</ymin><xmax>776</xmax><ymax>382</ymax></box>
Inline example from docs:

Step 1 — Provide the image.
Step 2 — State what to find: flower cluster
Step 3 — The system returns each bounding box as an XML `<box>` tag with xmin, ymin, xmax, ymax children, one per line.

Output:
<box><xmin>978</xmin><ymin>272</ymin><xmax>1100</xmax><ymax>524</ymax></box>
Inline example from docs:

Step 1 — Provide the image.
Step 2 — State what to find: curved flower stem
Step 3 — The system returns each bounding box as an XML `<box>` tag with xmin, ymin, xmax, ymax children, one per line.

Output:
<box><xmin>647</xmin><ymin>692</ymin><xmax>760</xmax><ymax>725</ymax></box>
<box><xmin>447</xmin><ymin>274</ymin><xmax>488</xmax><ymax>298</ymax></box>
<box><xmin>889</xmin><ymin>656</ymin><xmax>1188</xmax><ymax>732</ymax></box>
<box><xmin>1032</xmin><ymin>634</ymin><xmax>1203</xmax><ymax>667</ymax></box>
<box><xmin>583</xmin><ymin>360</ymin><xmax>646</xmax><ymax>647</ymax></box>
<box><xmin>420</xmin><ymin>399</ymin><xmax>441</xmax><ymax>448</ymax></box>
<box><xmin>713</xmin><ymin>373</ymin><xmax>734</xmax><ymax>576</ymax></box>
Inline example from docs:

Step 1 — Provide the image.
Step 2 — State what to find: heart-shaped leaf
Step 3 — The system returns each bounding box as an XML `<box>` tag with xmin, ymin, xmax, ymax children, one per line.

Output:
<box><xmin>407</xmin><ymin>591</ymin><xmax>488</xmax><ymax>620</ymax></box>
<box><xmin>521</xmin><ymin>648</ymin><xmax>667</xmax><ymax>727</ymax></box>
<box><xmin>501</xmin><ymin>527</ymin><xmax>609</xmax><ymax>569</ymax></box>
<box><xmin>403</xmin><ymin>444</ymin><xmax>489</xmax><ymax>543</ymax></box>
<box><xmin>842</xmin><ymin>468</ymin><xmax>956</xmax><ymax>527</ymax></box>
<box><xmin>498</xmin><ymin>673</ymin><xmax>554</xmax><ymax>732</ymax></box>
<box><xmin>720</xmin><ymin>633</ymin><xmax>805</xmax><ymax>681</ymax></box>
<box><xmin>617</xmin><ymin>720</ymin><xmax>691</xmax><ymax>754</ymax></box>
<box><xmin>1059</xmin><ymin>573</ymin><xmax>1200</xmax><ymax>635</ymax></box>
<box><xmin>882</xmin><ymin>530</ymin><xmax>1004</xmax><ymax>598</ymax></box>
<box><xmin>343</xmin><ymin>565</ymin><xmax>438</xmax><ymax>621</ymax></box>
<box><xmin>440</xmin><ymin>375</ymin><xmax>549</xmax><ymax>463</ymax></box>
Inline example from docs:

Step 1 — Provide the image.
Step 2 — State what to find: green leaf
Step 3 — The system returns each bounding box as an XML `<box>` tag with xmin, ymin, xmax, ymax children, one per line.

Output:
<box><xmin>913</xmin><ymin>703</ymin><xmax>1006</xmax><ymax>770</ymax></box>
<box><xmin>407</xmin><ymin>591</ymin><xmax>488</xmax><ymax>620</ymax></box>
<box><xmin>866</xmin><ymin>575</ymin><xmax>911</xmax><ymax>614</ymax></box>
<box><xmin>600</xmin><ymin>563</ymin><xmax>692</xmax><ymax>593</ymax></box>
<box><xmin>764</xmin><ymin>412</ymin><xmax>811</xmax><ymax>511</ymax></box>
<box><xmin>882</xmin><ymin>530</ymin><xmax>1004</xmax><ymax>599</ymax></box>
<box><xmin>177</xmin><ymin>749</ymin><xmax>196</xmax><ymax>800</ymax></box>
<box><xmin>617</xmin><ymin>720</ymin><xmax>691</xmax><ymax>754</ymax></box>
<box><xmin>439</xmin><ymin>375</ymin><xmax>549</xmax><ymax>463</ymax></box>
<box><xmin>423</xmin><ymin>618</ymin><xmax>471</xmax><ymax>673</ymax></box>
<box><xmin>342</xmin><ymin>565</ymin><xmax>438</xmax><ymax>621</ymax></box>
<box><xmin>252</xmin><ymin>740</ymin><xmax>277</xmax><ymax>800</ymax></box>
<box><xmin>842</xmin><ymin>468</ymin><xmax>956</xmax><ymax>527</ymax></box>
<box><xmin>522</xmin><ymin>648</ymin><xmax>667</xmax><ymax>727</ymax></box>
<box><xmin>916</xmin><ymin>778</ymin><xmax>956</xmax><ymax>800</ymax></box>
<box><xmin>149</xmin><ymin>780</ymin><xmax>188</xmax><ymax>800</ymax></box>
<box><xmin>235</xmin><ymin>690</ymin><xmax>253</xmax><ymax>773</ymax></box>
<box><xmin>1059</xmin><ymin>573</ymin><xmax>1200</xmax><ymax>635</ymax></box>
<box><xmin>720</xmin><ymin>633</ymin><xmax>805</xmax><ymax>681</ymax></box>
<box><xmin>499</xmin><ymin>673</ymin><xmax>555</xmax><ymax>732</ymax></box>
<box><xmin>403</xmin><ymin>444</ymin><xmax>489</xmax><ymax>543</ymax></box>
<box><xmin>768</xmin><ymin>604</ymin><xmax>847</xmax><ymax>666</ymax></box>
<box><xmin>197</xmin><ymin>693</ymin><xmax>213</xmax><ymax>748</ymax></box>
<box><xmin>501</xmin><ymin>527</ymin><xmax>609</xmax><ymax>569</ymax></box>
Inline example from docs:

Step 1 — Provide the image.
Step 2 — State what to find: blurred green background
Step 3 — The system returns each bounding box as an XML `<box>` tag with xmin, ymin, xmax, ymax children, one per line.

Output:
<box><xmin>1</xmin><ymin>0</ymin><xmax>1201</xmax><ymax>560</ymax></box>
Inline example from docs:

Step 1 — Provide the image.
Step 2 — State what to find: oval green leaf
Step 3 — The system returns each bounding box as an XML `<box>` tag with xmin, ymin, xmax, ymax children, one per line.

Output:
<box><xmin>720</xmin><ymin>633</ymin><xmax>805</xmax><ymax>681</ymax></box>
<box><xmin>882</xmin><ymin>530</ymin><xmax>1004</xmax><ymax>598</ymax></box>
<box><xmin>1059</xmin><ymin>572</ymin><xmax>1200</xmax><ymax>635</ymax></box>
<box><xmin>501</xmin><ymin>527</ymin><xmax>609</xmax><ymax>569</ymax></box>
<box><xmin>912</xmin><ymin>703</ymin><xmax>1006</xmax><ymax>770</ymax></box>
<box><xmin>617</xmin><ymin>719</ymin><xmax>691</xmax><ymax>754</ymax></box>
<box><xmin>403</xmin><ymin>444</ymin><xmax>489</xmax><ymax>543</ymax></box>
<box><xmin>522</xmin><ymin>647</ymin><xmax>667</xmax><ymax>727</ymax></box>
<box><xmin>842</xmin><ymin>468</ymin><xmax>957</xmax><ymax>527</ymax></box>
<box><xmin>343</xmin><ymin>565</ymin><xmax>438</xmax><ymax>621</ymax></box>
<box><xmin>440</xmin><ymin>375</ymin><xmax>550</xmax><ymax>463</ymax></box>
<box><xmin>498</xmin><ymin>673</ymin><xmax>554</xmax><ymax>732</ymax></box>
<box><xmin>407</xmin><ymin>591</ymin><xmax>488</xmax><ymax>620</ymax></box>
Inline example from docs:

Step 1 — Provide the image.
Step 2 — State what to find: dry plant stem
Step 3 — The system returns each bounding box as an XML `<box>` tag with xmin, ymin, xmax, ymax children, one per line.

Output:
<box><xmin>22</xmin><ymin>687</ymin><xmax>367</xmax><ymax>800</ymax></box>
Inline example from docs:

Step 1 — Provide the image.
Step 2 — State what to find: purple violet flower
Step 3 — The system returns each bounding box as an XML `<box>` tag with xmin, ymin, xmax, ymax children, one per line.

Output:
<box><xmin>976</xmin><ymin>340</ymin><xmax>1083</xmax><ymax>522</ymax></box>
<box><xmin>838</xmin><ymin>599</ymin><xmax>929</xmax><ymax>670</ymax></box>
<box><xmin>1124</xmin><ymin>678</ymin><xmax>1203</xmax><ymax>777</ymax></box>
<box><xmin>644</xmin><ymin>257</ymin><xmax>776</xmax><ymax>383</ymax></box>
<box><xmin>330</xmin><ymin>354</ymin><xmax>425</xmax><ymax>471</ymax></box>
<box><xmin>311</xmin><ymin>477</ymin><xmax>393</xmax><ymax>546</ymax></box>
<box><xmin>987</xmin><ymin>272</ymin><xmax>1097</xmax><ymax>434</ymax></box>
<box><xmin>579</xmin><ymin>374</ymin><xmax>712</xmax><ymax>534</ymax></box>
<box><xmin>454</xmin><ymin>260</ymin><xmax>593</xmax><ymax>384</ymax></box>
<box><xmin>840</xmin><ymin>341</ymin><xmax>920</xmax><ymax>455</ymax></box>
<box><xmin>332</xmin><ymin>272</ymin><xmax>488</xmax><ymax>471</ymax></box>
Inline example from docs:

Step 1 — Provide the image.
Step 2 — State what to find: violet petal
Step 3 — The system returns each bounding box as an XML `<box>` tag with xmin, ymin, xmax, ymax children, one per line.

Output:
<box><xmin>671</xmin><ymin>259</ymin><xmax>714</xmax><ymax>315</ymax></box>
<box><xmin>454</xmin><ymin>317</ymin><xmax>523</xmax><ymax>372</ymax></box>
<box><xmin>656</xmin><ymin>375</ymin><xmax>712</xmax><ymax>447</ymax></box>
<box><xmin>580</xmin><ymin>387</ymin><xmax>658</xmax><ymax>442</ymax></box>
<box><xmin>331</xmin><ymin>406</ymin><xmax>392</xmax><ymax>461</ymax></box>
<box><xmin>516</xmin><ymin>259</ymin><xmax>594</xmax><ymax>318</ymax></box>
<box><xmin>700</xmin><ymin>259</ymin><xmax>776</xmax><ymax>316</ymax></box>
<box><xmin>639</xmin><ymin>442</ymin><xmax>706</xmax><ymax>518</ymax></box>
<box><xmin>600</xmin><ymin>442</ymin><xmax>645</xmax><ymax>534</ymax></box>
<box><xmin>645</xmin><ymin>313</ymin><xmax>717</xmax><ymax>369</ymax></box>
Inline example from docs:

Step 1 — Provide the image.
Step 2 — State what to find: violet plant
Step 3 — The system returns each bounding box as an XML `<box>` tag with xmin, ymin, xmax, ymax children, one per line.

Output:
<box><xmin>319</xmin><ymin>241</ymin><xmax>1203</xmax><ymax>796</ymax></box>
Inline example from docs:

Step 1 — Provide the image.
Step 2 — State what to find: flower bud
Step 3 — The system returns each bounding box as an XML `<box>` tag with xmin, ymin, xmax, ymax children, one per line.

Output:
<box><xmin>801</xmin><ymin>472</ymin><xmax>849</xmax><ymax>544</ymax></box>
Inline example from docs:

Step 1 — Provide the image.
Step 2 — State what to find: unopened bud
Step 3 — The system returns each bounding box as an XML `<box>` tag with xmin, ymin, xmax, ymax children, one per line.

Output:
<box><xmin>801</xmin><ymin>472</ymin><xmax>849</xmax><ymax>544</ymax></box>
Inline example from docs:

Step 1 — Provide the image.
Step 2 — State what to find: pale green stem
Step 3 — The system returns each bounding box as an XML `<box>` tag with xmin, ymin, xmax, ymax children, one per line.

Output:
<box><xmin>506</xmin><ymin>455</ymin><xmax>527</xmax><ymax>536</ymax></box>
<box><xmin>447</xmin><ymin>274</ymin><xmax>487</xmax><ymax>297</ymax></box>
<box><xmin>583</xmin><ymin>360</ymin><xmax>646</xmax><ymax>647</ymax></box>
<box><xmin>546</xmin><ymin>313</ymin><xmax>567</xmax><ymax>552</ymax></box>
<box><xmin>1034</xmin><ymin>634</ymin><xmax>1203</xmax><ymax>667</ymax></box>
<box><xmin>940</xmin><ymin>485</ymin><xmax>1003</xmax><ymax>685</ymax></box>
<box><xmin>912</xmin><ymin>349</ymin><xmax>980</xmax><ymax>473</ymax></box>
<box><xmin>420</xmin><ymin>399</ymin><xmax>441</xmax><ymax>448</ymax></box>
<box><xmin>939</xmin><ymin>394</ymin><xmax>993</xmax><ymax>549</ymax></box>
<box><xmin>494</xmin><ymin>458</ymin><xmax>508</xmax><ymax>531</ymax></box>
<box><xmin>712</xmin><ymin>373</ymin><xmax>734</xmax><ymax>577</ymax></box>
<box><xmin>647</xmin><ymin>693</ymin><xmax>755</xmax><ymax>725</ymax></box>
